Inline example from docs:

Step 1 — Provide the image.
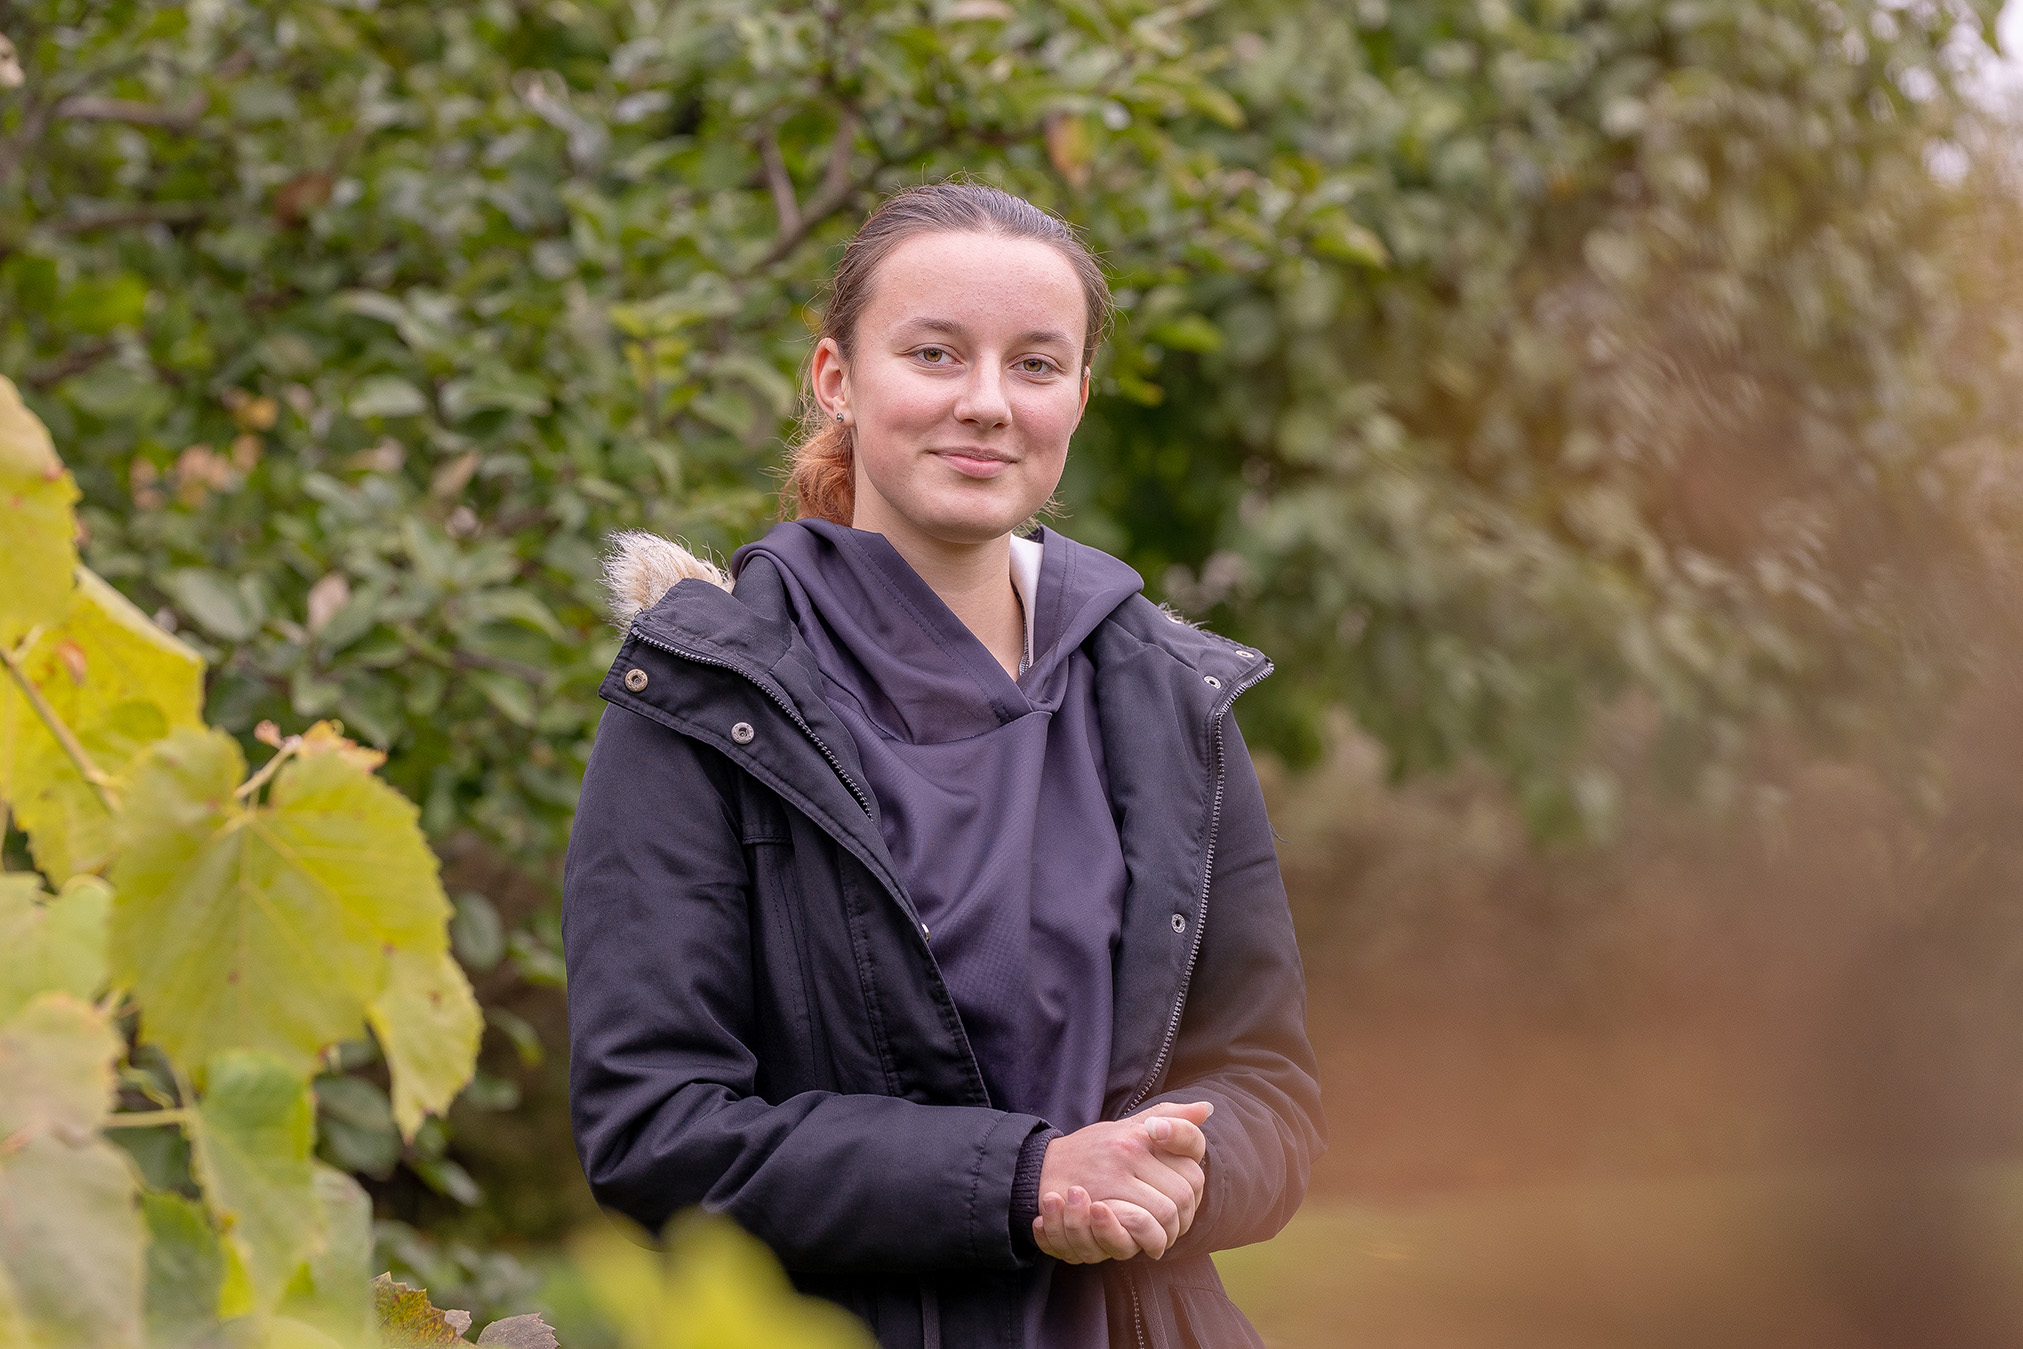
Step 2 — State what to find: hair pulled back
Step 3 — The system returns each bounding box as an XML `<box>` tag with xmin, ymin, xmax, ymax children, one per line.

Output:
<box><xmin>781</xmin><ymin>181</ymin><xmax>1112</xmax><ymax>525</ymax></box>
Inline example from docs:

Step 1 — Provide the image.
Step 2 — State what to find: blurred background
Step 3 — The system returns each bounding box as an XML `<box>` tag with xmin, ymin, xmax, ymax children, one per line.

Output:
<box><xmin>5</xmin><ymin>0</ymin><xmax>2023</xmax><ymax>1343</ymax></box>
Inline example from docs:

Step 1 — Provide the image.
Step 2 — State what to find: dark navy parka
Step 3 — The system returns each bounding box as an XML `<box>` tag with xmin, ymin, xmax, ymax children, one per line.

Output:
<box><xmin>562</xmin><ymin>535</ymin><xmax>1325</xmax><ymax>1348</ymax></box>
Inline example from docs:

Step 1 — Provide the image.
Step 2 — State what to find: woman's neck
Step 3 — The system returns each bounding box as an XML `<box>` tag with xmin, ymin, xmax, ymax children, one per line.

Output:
<box><xmin>852</xmin><ymin>513</ymin><xmax>1025</xmax><ymax>679</ymax></box>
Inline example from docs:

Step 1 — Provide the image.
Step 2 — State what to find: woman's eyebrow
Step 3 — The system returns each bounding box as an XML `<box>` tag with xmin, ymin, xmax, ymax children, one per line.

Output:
<box><xmin>891</xmin><ymin>317</ymin><xmax>1075</xmax><ymax>348</ymax></box>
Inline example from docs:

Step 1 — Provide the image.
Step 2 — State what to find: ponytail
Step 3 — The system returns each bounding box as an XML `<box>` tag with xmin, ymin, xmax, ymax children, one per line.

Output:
<box><xmin>781</xmin><ymin>418</ymin><xmax>855</xmax><ymax>524</ymax></box>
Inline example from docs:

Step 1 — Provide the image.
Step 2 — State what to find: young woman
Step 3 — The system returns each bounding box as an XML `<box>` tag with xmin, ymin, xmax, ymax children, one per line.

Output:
<box><xmin>562</xmin><ymin>182</ymin><xmax>1322</xmax><ymax>1349</ymax></box>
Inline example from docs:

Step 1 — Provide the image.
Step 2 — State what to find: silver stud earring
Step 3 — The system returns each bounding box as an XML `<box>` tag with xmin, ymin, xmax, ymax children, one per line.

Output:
<box><xmin>835</xmin><ymin>411</ymin><xmax>844</xmax><ymax>423</ymax></box>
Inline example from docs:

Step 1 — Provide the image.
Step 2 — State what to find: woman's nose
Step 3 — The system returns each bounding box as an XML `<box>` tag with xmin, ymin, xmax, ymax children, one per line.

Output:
<box><xmin>953</xmin><ymin>363</ymin><xmax>1011</xmax><ymax>429</ymax></box>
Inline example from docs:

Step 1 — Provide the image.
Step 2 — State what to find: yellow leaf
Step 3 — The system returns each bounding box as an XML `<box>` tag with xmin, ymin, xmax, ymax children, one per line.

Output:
<box><xmin>0</xmin><ymin>567</ymin><xmax>206</xmax><ymax>881</ymax></box>
<box><xmin>0</xmin><ymin>375</ymin><xmax>80</xmax><ymax>648</ymax></box>
<box><xmin>367</xmin><ymin>948</ymin><xmax>480</xmax><ymax>1140</ymax></box>
<box><xmin>110</xmin><ymin>728</ymin><xmax>451</xmax><ymax>1076</ymax></box>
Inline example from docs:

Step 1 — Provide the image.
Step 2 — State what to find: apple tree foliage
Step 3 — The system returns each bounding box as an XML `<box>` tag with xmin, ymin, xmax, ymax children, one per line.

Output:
<box><xmin>0</xmin><ymin>1</ymin><xmax>2015</xmax><ymax>836</ymax></box>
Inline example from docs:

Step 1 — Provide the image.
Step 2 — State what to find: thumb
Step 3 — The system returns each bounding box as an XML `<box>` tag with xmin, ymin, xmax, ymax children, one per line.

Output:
<box><xmin>1139</xmin><ymin>1099</ymin><xmax>1213</xmax><ymax>1125</ymax></box>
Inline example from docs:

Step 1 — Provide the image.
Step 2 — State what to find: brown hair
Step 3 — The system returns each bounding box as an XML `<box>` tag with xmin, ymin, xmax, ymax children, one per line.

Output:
<box><xmin>780</xmin><ymin>181</ymin><xmax>1113</xmax><ymax>524</ymax></box>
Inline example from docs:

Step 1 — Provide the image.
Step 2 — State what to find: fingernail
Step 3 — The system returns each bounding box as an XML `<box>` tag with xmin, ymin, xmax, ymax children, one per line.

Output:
<box><xmin>1147</xmin><ymin>1118</ymin><xmax>1172</xmax><ymax>1142</ymax></box>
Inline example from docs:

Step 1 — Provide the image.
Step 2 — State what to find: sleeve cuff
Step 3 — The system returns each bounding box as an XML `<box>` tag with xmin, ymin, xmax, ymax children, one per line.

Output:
<box><xmin>1009</xmin><ymin>1125</ymin><xmax>1062</xmax><ymax>1252</ymax></box>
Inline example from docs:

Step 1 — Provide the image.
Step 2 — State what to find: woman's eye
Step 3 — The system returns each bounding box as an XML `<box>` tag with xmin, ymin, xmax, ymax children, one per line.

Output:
<box><xmin>917</xmin><ymin>347</ymin><xmax>947</xmax><ymax>364</ymax></box>
<box><xmin>1020</xmin><ymin>358</ymin><xmax>1053</xmax><ymax>374</ymax></box>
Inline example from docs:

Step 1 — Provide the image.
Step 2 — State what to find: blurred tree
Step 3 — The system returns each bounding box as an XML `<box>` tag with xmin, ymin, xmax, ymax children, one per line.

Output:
<box><xmin>2</xmin><ymin>0</ymin><xmax>2011</xmax><ymax>857</ymax></box>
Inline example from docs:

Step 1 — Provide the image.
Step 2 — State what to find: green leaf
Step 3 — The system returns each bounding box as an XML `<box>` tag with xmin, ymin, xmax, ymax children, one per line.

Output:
<box><xmin>279</xmin><ymin>1166</ymin><xmax>373</xmax><ymax>1345</ymax></box>
<box><xmin>0</xmin><ymin>375</ymin><xmax>80</xmax><ymax>649</ymax></box>
<box><xmin>1147</xmin><ymin>314</ymin><xmax>1224</xmax><ymax>354</ymax></box>
<box><xmin>348</xmin><ymin>377</ymin><xmax>431</xmax><ymax>421</ymax></box>
<box><xmin>0</xmin><ymin>566</ymin><xmax>207</xmax><ymax>881</ymax></box>
<box><xmin>0</xmin><ymin>994</ymin><xmax>145</xmax><ymax>1349</ymax></box>
<box><xmin>465</xmin><ymin>669</ymin><xmax>537</xmax><ymax>728</ymax></box>
<box><xmin>440</xmin><ymin>373</ymin><xmax>551</xmax><ymax>422</ymax></box>
<box><xmin>574</xmin><ymin>1211</ymin><xmax>876</xmax><ymax>1349</ymax></box>
<box><xmin>57</xmin><ymin>274</ymin><xmax>149</xmax><ymax>334</ymax></box>
<box><xmin>161</xmin><ymin>568</ymin><xmax>260</xmax><ymax>642</ymax></box>
<box><xmin>367</xmin><ymin>949</ymin><xmax>481</xmax><ymax>1140</ymax></box>
<box><xmin>371</xmin><ymin>1274</ymin><xmax>466</xmax><ymax>1349</ymax></box>
<box><xmin>141</xmin><ymin>1192</ymin><xmax>225</xmax><ymax>1349</ymax></box>
<box><xmin>110</xmin><ymin>728</ymin><xmax>454</xmax><ymax>1076</ymax></box>
<box><xmin>189</xmin><ymin>1051</ymin><xmax>319</xmax><ymax>1316</ymax></box>
<box><xmin>0</xmin><ymin>872</ymin><xmax>110</xmax><ymax>1020</ymax></box>
<box><xmin>0</xmin><ymin>1135</ymin><xmax>147</xmax><ymax>1349</ymax></box>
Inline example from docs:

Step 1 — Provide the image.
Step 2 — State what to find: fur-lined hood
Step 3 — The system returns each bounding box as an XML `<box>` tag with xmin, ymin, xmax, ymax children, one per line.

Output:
<box><xmin>599</xmin><ymin>530</ymin><xmax>733</xmax><ymax>629</ymax></box>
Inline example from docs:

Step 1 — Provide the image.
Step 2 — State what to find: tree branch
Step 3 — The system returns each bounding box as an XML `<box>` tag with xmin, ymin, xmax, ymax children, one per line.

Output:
<box><xmin>43</xmin><ymin>202</ymin><xmax>208</xmax><ymax>234</ymax></box>
<box><xmin>23</xmin><ymin>340</ymin><xmax>115</xmax><ymax>392</ymax></box>
<box><xmin>758</xmin><ymin>131</ymin><xmax>801</xmax><ymax>237</ymax></box>
<box><xmin>54</xmin><ymin>93</ymin><xmax>207</xmax><ymax>131</ymax></box>
<box><xmin>749</xmin><ymin>110</ymin><xmax>868</xmax><ymax>271</ymax></box>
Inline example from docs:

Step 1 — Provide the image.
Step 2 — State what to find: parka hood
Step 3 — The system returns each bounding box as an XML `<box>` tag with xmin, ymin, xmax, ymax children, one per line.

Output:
<box><xmin>599</xmin><ymin>529</ymin><xmax>732</xmax><ymax>629</ymax></box>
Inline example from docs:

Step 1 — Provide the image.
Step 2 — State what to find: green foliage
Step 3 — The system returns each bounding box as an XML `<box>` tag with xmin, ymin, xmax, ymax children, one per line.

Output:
<box><xmin>0</xmin><ymin>873</ymin><xmax>109</xmax><ymax>1019</ymax></box>
<box><xmin>0</xmin><ymin>994</ymin><xmax>146</xmax><ymax>1349</ymax></box>
<box><xmin>0</xmin><ymin>374</ymin><xmax>862</xmax><ymax>1348</ymax></box>
<box><xmin>2</xmin><ymin>0</ymin><xmax>2012</xmax><ymax>852</ymax></box>
<box><xmin>573</xmin><ymin>1215</ymin><xmax>875</xmax><ymax>1349</ymax></box>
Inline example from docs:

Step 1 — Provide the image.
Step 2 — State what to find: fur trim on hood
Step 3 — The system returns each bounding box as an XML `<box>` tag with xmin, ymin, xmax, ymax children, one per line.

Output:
<box><xmin>600</xmin><ymin>530</ymin><xmax>732</xmax><ymax>629</ymax></box>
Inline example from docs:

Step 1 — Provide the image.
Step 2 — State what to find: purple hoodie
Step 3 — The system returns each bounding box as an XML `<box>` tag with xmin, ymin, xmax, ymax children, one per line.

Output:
<box><xmin>733</xmin><ymin>518</ymin><xmax>1144</xmax><ymax>1347</ymax></box>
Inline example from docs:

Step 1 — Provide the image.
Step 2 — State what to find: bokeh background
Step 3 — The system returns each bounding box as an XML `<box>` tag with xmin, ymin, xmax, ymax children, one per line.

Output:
<box><xmin>5</xmin><ymin>0</ymin><xmax>2023</xmax><ymax>1343</ymax></box>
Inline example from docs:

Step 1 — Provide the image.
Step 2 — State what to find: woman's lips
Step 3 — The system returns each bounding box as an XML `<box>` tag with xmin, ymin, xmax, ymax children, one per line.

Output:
<box><xmin>935</xmin><ymin>449</ymin><xmax>1014</xmax><ymax>479</ymax></box>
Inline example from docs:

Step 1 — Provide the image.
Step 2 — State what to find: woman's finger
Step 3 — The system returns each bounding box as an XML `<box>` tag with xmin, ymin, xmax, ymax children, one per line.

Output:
<box><xmin>1065</xmin><ymin>1187</ymin><xmax>1109</xmax><ymax>1264</ymax></box>
<box><xmin>1099</xmin><ymin>1200</ymin><xmax>1165</xmax><ymax>1260</ymax></box>
<box><xmin>1138</xmin><ymin>1099</ymin><xmax>1214</xmax><ymax>1126</ymax></box>
<box><xmin>1038</xmin><ymin>1190</ymin><xmax>1077</xmax><ymax>1263</ymax></box>
<box><xmin>1142</xmin><ymin>1116</ymin><xmax>1209</xmax><ymax>1163</ymax></box>
<box><xmin>1121</xmin><ymin>1175</ymin><xmax>1184</xmax><ymax>1246</ymax></box>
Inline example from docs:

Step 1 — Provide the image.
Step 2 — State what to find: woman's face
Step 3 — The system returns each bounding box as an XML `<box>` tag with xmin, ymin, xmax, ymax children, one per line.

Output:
<box><xmin>812</xmin><ymin>230</ymin><xmax>1090</xmax><ymax>547</ymax></box>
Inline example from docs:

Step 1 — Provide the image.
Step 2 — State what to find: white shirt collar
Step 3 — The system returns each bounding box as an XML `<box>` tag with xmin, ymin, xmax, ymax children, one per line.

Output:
<box><xmin>1008</xmin><ymin>532</ymin><xmax>1043</xmax><ymax>677</ymax></box>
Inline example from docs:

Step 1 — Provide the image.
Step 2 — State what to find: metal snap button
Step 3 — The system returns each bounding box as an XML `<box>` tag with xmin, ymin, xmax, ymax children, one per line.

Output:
<box><xmin>623</xmin><ymin>668</ymin><xmax>649</xmax><ymax>692</ymax></box>
<box><xmin>921</xmin><ymin>923</ymin><xmax>930</xmax><ymax>940</ymax></box>
<box><xmin>730</xmin><ymin>721</ymin><xmax>755</xmax><ymax>744</ymax></box>
<box><xmin>1170</xmin><ymin>913</ymin><xmax>1187</xmax><ymax>933</ymax></box>
<box><xmin>1203</xmin><ymin>674</ymin><xmax>1222</xmax><ymax>689</ymax></box>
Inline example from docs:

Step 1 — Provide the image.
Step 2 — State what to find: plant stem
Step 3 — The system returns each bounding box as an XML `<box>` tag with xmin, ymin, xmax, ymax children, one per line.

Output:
<box><xmin>1</xmin><ymin>628</ymin><xmax>119</xmax><ymax>813</ymax></box>
<box><xmin>101</xmin><ymin>1108</ymin><xmax>191</xmax><ymax>1129</ymax></box>
<box><xmin>235</xmin><ymin>737</ymin><xmax>301</xmax><ymax>801</ymax></box>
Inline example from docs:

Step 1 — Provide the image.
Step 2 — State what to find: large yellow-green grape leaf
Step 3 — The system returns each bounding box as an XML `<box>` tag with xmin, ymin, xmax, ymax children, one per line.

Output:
<box><xmin>367</xmin><ymin>949</ymin><xmax>481</xmax><ymax>1141</ymax></box>
<box><xmin>573</xmin><ymin>1212</ymin><xmax>875</xmax><ymax>1349</ymax></box>
<box><xmin>278</xmin><ymin>1166</ymin><xmax>372</xmax><ymax>1346</ymax></box>
<box><xmin>188</xmin><ymin>1052</ymin><xmax>319</xmax><ymax>1317</ymax></box>
<box><xmin>0</xmin><ymin>873</ymin><xmax>110</xmax><ymax>1021</ymax></box>
<box><xmin>0</xmin><ymin>567</ymin><xmax>206</xmax><ymax>882</ymax></box>
<box><xmin>0</xmin><ymin>993</ymin><xmax>145</xmax><ymax>1349</ymax></box>
<box><xmin>109</xmin><ymin>728</ymin><xmax>456</xmax><ymax>1087</ymax></box>
<box><xmin>0</xmin><ymin>375</ymin><xmax>78</xmax><ymax>649</ymax></box>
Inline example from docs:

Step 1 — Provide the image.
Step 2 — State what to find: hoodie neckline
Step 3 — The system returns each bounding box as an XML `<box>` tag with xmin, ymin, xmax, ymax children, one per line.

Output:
<box><xmin>731</xmin><ymin>520</ymin><xmax>1143</xmax><ymax>747</ymax></box>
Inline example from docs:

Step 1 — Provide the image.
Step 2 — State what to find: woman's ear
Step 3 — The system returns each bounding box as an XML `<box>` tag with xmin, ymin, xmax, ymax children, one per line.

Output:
<box><xmin>811</xmin><ymin>337</ymin><xmax>850</xmax><ymax>420</ymax></box>
<box><xmin>1077</xmin><ymin>364</ymin><xmax>1092</xmax><ymax>420</ymax></box>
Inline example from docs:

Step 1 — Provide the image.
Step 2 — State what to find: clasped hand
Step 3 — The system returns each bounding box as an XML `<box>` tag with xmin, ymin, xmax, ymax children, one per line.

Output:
<box><xmin>1031</xmin><ymin>1100</ymin><xmax>1212</xmax><ymax>1264</ymax></box>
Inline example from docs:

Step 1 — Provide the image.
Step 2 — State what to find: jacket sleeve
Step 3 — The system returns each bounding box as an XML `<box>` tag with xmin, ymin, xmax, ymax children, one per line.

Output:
<box><xmin>562</xmin><ymin>701</ymin><xmax>1046</xmax><ymax>1272</ymax></box>
<box><xmin>1135</xmin><ymin>716</ymin><xmax>1326</xmax><ymax>1259</ymax></box>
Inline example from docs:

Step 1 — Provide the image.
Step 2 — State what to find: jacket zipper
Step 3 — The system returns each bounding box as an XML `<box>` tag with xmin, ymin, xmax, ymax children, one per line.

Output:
<box><xmin>629</xmin><ymin>629</ymin><xmax>876</xmax><ymax>817</ymax></box>
<box><xmin>1118</xmin><ymin>657</ymin><xmax>1269</xmax><ymax>1349</ymax></box>
<box><xmin>1119</xmin><ymin>659</ymin><xmax>1271</xmax><ymax>1115</ymax></box>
